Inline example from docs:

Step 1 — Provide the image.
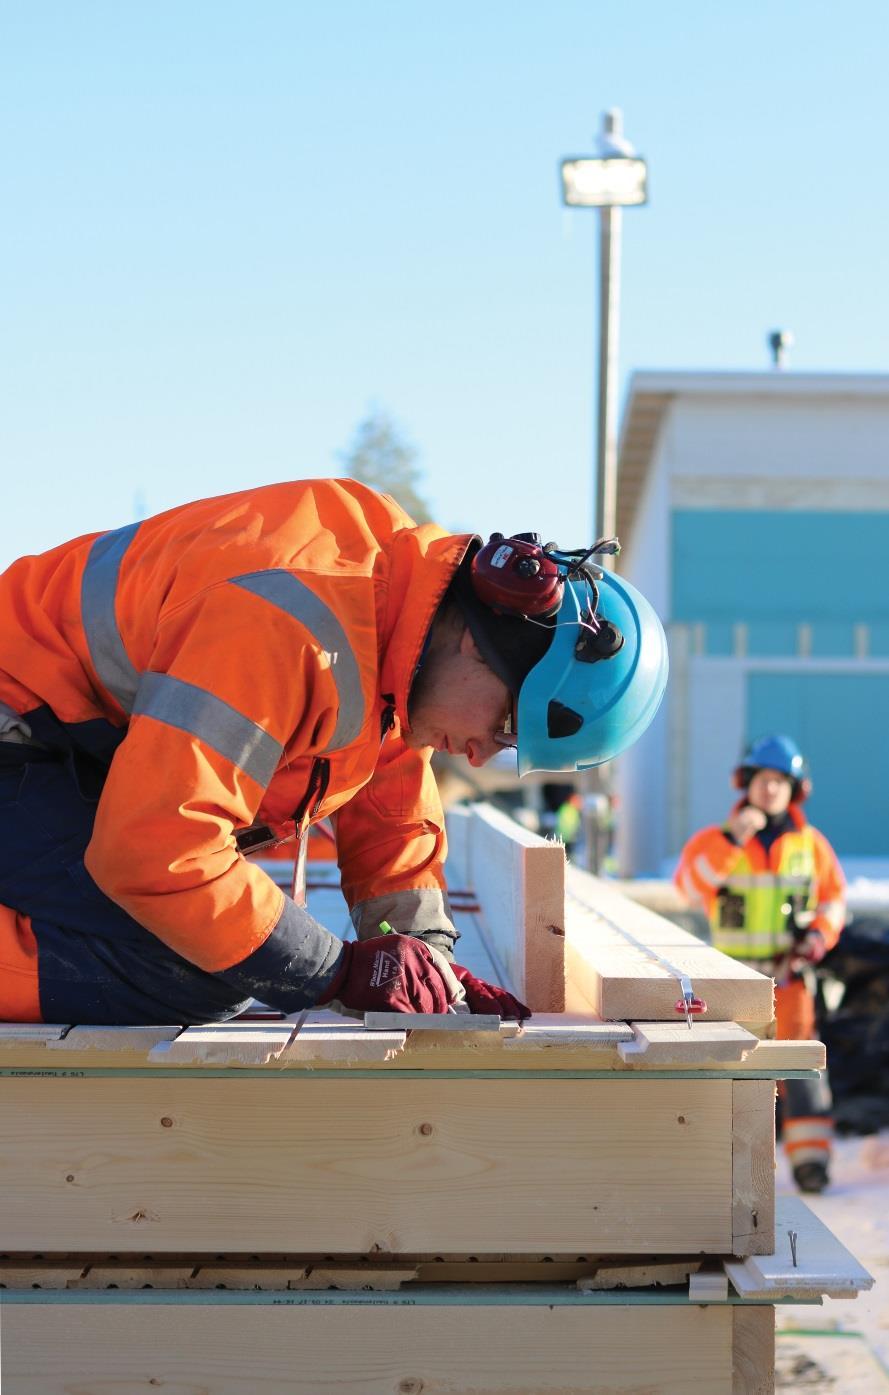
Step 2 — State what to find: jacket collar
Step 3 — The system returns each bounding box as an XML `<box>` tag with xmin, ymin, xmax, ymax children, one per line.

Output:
<box><xmin>379</xmin><ymin>527</ymin><xmax>474</xmax><ymax>733</ymax></box>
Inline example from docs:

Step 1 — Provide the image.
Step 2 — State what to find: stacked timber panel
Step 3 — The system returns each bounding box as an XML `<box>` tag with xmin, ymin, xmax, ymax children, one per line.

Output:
<box><xmin>0</xmin><ymin>805</ymin><xmax>870</xmax><ymax>1395</ymax></box>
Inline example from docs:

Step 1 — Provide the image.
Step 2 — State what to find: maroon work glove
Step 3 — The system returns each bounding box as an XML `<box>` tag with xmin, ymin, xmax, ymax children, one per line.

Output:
<box><xmin>451</xmin><ymin>964</ymin><xmax>531</xmax><ymax>1021</ymax></box>
<box><xmin>317</xmin><ymin>934</ymin><xmax>453</xmax><ymax>1014</ymax></box>
<box><xmin>793</xmin><ymin>930</ymin><xmax>827</xmax><ymax>966</ymax></box>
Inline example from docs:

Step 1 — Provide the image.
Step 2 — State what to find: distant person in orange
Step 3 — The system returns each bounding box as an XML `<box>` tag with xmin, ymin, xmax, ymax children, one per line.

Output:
<box><xmin>675</xmin><ymin>735</ymin><xmax>845</xmax><ymax>1193</ymax></box>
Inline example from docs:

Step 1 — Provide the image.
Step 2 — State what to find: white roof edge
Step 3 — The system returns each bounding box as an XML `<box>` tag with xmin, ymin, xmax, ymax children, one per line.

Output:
<box><xmin>626</xmin><ymin>369</ymin><xmax>889</xmax><ymax>399</ymax></box>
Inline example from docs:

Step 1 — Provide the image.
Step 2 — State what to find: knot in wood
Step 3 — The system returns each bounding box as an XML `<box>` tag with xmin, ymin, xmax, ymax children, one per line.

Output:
<box><xmin>160</xmin><ymin>1117</ymin><xmax>174</xmax><ymax>1128</ymax></box>
<box><xmin>418</xmin><ymin>1122</ymin><xmax>433</xmax><ymax>1137</ymax></box>
<box><xmin>399</xmin><ymin>1381</ymin><xmax>424</xmax><ymax>1394</ymax></box>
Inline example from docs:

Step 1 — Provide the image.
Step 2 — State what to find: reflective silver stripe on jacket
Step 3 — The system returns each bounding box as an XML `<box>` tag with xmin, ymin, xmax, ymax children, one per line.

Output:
<box><xmin>693</xmin><ymin>853</ymin><xmax>725</xmax><ymax>888</ymax></box>
<box><xmin>720</xmin><ymin>872</ymin><xmax>812</xmax><ymax>891</ymax></box>
<box><xmin>231</xmin><ymin>571</ymin><xmax>366</xmax><ymax>751</ymax></box>
<box><xmin>81</xmin><ymin>522</ymin><xmax>142</xmax><ymax>711</ymax></box>
<box><xmin>133</xmin><ymin>672</ymin><xmax>283</xmax><ymax>788</ymax></box>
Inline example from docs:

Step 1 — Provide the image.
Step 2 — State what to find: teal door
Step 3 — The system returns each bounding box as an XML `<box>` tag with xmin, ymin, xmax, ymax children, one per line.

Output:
<box><xmin>746</xmin><ymin>672</ymin><xmax>889</xmax><ymax>857</ymax></box>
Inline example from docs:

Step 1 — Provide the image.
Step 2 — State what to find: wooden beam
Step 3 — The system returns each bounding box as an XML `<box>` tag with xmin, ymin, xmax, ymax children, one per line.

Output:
<box><xmin>731</xmin><ymin>1080</ymin><xmax>776</xmax><ymax>1257</ymax></box>
<box><xmin>732</xmin><ymin>1305</ymin><xmax>775</xmax><ymax>1395</ymax></box>
<box><xmin>0</xmin><ymin>1076</ymin><xmax>734</xmax><ymax>1255</ymax></box>
<box><xmin>0</xmin><ymin>1023</ymin><xmax>822</xmax><ymax>1074</ymax></box>
<box><xmin>564</xmin><ymin>866</ymin><xmax>775</xmax><ymax>1025</ymax></box>
<box><xmin>453</xmin><ymin>804</ymin><xmax>567</xmax><ymax>1011</ymax></box>
<box><xmin>0</xmin><ymin>1301</ymin><xmax>741</xmax><ymax>1394</ymax></box>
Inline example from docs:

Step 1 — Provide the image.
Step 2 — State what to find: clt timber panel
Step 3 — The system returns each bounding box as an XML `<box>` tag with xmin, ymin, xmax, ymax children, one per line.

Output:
<box><xmin>0</xmin><ymin>1294</ymin><xmax>774</xmax><ymax>1395</ymax></box>
<box><xmin>0</xmin><ymin>1075</ymin><xmax>736</xmax><ymax>1255</ymax></box>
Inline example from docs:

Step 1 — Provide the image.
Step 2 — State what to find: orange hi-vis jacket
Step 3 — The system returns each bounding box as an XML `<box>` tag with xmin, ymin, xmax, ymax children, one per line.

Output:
<box><xmin>675</xmin><ymin>803</ymin><xmax>845</xmax><ymax>970</ymax></box>
<box><xmin>0</xmin><ymin>479</ymin><xmax>471</xmax><ymax>1016</ymax></box>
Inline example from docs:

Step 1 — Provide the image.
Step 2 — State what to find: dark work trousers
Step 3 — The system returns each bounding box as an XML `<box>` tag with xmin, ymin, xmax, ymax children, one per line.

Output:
<box><xmin>0</xmin><ymin>743</ymin><xmax>249</xmax><ymax>1024</ymax></box>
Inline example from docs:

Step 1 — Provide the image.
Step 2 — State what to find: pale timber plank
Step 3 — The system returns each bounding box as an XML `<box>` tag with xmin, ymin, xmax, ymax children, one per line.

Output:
<box><xmin>188</xmin><ymin>1264</ymin><xmax>308</xmax><ymax>1290</ymax></box>
<box><xmin>0</xmin><ymin>1029</ymin><xmax>822</xmax><ymax>1074</ymax></box>
<box><xmin>72</xmin><ymin>1263</ymin><xmax>195</xmax><ymax>1290</ymax></box>
<box><xmin>619</xmin><ymin>1021</ymin><xmax>758</xmax><ymax>1065</ymax></box>
<box><xmin>725</xmin><ymin>1194</ymin><xmax>875</xmax><ymax>1299</ymax></box>
<box><xmin>462</xmin><ymin>803</ymin><xmax>567</xmax><ymax>1011</ymax></box>
<box><xmin>732</xmin><ymin>1080</ymin><xmax>776</xmax><ymax>1257</ymax></box>
<box><xmin>48</xmin><ymin>1026</ymin><xmax>181</xmax><ymax>1053</ymax></box>
<box><xmin>1</xmin><ymin>1303</ymin><xmax>739</xmax><ymax>1395</ymax></box>
<box><xmin>364</xmin><ymin>1010</ymin><xmax>506</xmax><ymax>1032</ymax></box>
<box><xmin>732</xmin><ymin>1305</ymin><xmax>775</xmax><ymax>1395</ymax></box>
<box><xmin>0</xmin><ymin>1077</ymin><xmax>733</xmax><ymax>1254</ymax></box>
<box><xmin>688</xmin><ymin>1269</ymin><xmax>729</xmax><ymax>1302</ymax></box>
<box><xmin>281</xmin><ymin>1022</ymin><xmax>407</xmax><ymax>1063</ymax></box>
<box><xmin>0</xmin><ymin>1023</ymin><xmax>68</xmax><ymax>1041</ymax></box>
<box><xmin>0</xmin><ymin>1261</ymin><xmax>86</xmax><ymax>1289</ymax></box>
<box><xmin>149</xmin><ymin>1023</ymin><xmax>296</xmax><ymax>1065</ymax></box>
<box><xmin>502</xmin><ymin>1012</ymin><xmax>633</xmax><ymax>1047</ymax></box>
<box><xmin>564</xmin><ymin>866</ymin><xmax>774</xmax><ymax>1024</ymax></box>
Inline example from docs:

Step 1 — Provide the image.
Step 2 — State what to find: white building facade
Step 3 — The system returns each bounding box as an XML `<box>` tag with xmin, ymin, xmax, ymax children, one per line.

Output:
<box><xmin>615</xmin><ymin>371</ymin><xmax>889</xmax><ymax>877</ymax></box>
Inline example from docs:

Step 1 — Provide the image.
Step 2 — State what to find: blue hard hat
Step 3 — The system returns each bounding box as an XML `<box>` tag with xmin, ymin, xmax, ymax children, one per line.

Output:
<box><xmin>515</xmin><ymin>569</ymin><xmax>669</xmax><ymax>776</ymax></box>
<box><xmin>735</xmin><ymin>734</ymin><xmax>811</xmax><ymax>799</ymax></box>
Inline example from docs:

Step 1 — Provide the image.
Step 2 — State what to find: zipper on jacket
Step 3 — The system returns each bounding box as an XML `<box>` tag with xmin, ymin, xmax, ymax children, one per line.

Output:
<box><xmin>291</xmin><ymin>756</ymin><xmax>331</xmax><ymax>834</ymax></box>
<box><xmin>380</xmin><ymin>694</ymin><xmax>396</xmax><ymax>742</ymax></box>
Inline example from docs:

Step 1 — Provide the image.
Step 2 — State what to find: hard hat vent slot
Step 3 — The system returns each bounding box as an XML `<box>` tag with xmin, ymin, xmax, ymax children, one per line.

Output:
<box><xmin>547</xmin><ymin>700</ymin><xmax>584</xmax><ymax>739</ymax></box>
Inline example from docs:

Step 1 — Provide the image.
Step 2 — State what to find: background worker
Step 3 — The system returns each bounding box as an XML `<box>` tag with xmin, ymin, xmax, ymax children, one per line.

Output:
<box><xmin>0</xmin><ymin>478</ymin><xmax>668</xmax><ymax>1026</ymax></box>
<box><xmin>674</xmin><ymin>734</ymin><xmax>846</xmax><ymax>1193</ymax></box>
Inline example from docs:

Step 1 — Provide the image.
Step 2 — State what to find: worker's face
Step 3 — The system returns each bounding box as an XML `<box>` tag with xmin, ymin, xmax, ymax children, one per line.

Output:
<box><xmin>746</xmin><ymin>767</ymin><xmax>793</xmax><ymax>817</ymax></box>
<box><xmin>405</xmin><ymin>627</ymin><xmax>513</xmax><ymax>768</ymax></box>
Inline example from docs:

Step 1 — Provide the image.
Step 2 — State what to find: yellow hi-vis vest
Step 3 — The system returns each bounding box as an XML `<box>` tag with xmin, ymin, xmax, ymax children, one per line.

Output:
<box><xmin>710</xmin><ymin>825</ymin><xmax>818</xmax><ymax>962</ymax></box>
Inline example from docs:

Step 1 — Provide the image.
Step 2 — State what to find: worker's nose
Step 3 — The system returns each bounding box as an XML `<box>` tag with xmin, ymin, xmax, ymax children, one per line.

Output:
<box><xmin>466</xmin><ymin>735</ymin><xmax>499</xmax><ymax>767</ymax></box>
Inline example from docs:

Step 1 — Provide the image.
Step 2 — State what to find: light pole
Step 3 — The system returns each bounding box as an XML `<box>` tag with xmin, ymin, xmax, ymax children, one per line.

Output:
<box><xmin>560</xmin><ymin>110</ymin><xmax>648</xmax><ymax>872</ymax></box>
<box><xmin>561</xmin><ymin>108</ymin><xmax>648</xmax><ymax>545</ymax></box>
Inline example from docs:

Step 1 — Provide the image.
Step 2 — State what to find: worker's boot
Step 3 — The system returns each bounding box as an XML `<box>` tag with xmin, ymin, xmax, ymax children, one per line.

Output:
<box><xmin>792</xmin><ymin>1160</ymin><xmax>829</xmax><ymax>1194</ymax></box>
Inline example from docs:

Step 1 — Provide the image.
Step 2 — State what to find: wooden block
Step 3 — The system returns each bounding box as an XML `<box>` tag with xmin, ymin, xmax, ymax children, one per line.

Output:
<box><xmin>731</xmin><ymin>1080</ymin><xmax>776</xmax><ymax>1257</ymax></box>
<box><xmin>48</xmin><ymin>1026</ymin><xmax>181</xmax><ymax>1053</ymax></box>
<box><xmin>364</xmin><ymin>1011</ymin><xmax>505</xmax><ymax>1032</ymax></box>
<box><xmin>188</xmin><ymin>1263</ymin><xmax>308</xmax><ymax>1290</ymax></box>
<box><xmin>148</xmin><ymin>1023</ymin><xmax>296</xmax><ymax>1065</ymax></box>
<box><xmin>0</xmin><ymin>1023</ymin><xmax>69</xmax><ymax>1041</ymax></box>
<box><xmin>0</xmin><ymin>1301</ymin><xmax>740</xmax><ymax>1394</ymax></box>
<box><xmin>725</xmin><ymin>1194</ymin><xmax>874</xmax><ymax>1299</ymax></box>
<box><xmin>0</xmin><ymin>1260</ymin><xmax>85</xmax><ymax>1289</ymax></box>
<box><xmin>564</xmin><ymin>868</ymin><xmax>774</xmax><ymax>1025</ymax></box>
<box><xmin>578</xmin><ymin>1258</ymin><xmax>700</xmax><ymax>1290</ymax></box>
<box><xmin>0</xmin><ymin>1076</ymin><xmax>733</xmax><ymax>1254</ymax></box>
<box><xmin>72</xmin><ymin>1262</ymin><xmax>195</xmax><ymax>1290</ymax></box>
<box><xmin>502</xmin><ymin>1012</ymin><xmax>633</xmax><ymax>1048</ymax></box>
<box><xmin>464</xmin><ymin>803</ymin><xmax>567</xmax><ymax>1011</ymax></box>
<box><xmin>296</xmin><ymin>1265</ymin><xmax>418</xmax><ymax>1291</ymax></box>
<box><xmin>282</xmin><ymin>1023</ymin><xmax>407</xmax><ymax>1063</ymax></box>
<box><xmin>619</xmin><ymin>1021</ymin><xmax>758</xmax><ymax>1065</ymax></box>
<box><xmin>732</xmin><ymin>1305</ymin><xmax>775</xmax><ymax>1395</ymax></box>
<box><xmin>688</xmin><ymin>1269</ymin><xmax>729</xmax><ymax>1302</ymax></box>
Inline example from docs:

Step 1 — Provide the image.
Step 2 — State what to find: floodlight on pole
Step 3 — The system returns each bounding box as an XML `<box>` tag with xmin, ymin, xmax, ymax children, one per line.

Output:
<box><xmin>560</xmin><ymin>109</ymin><xmax>648</xmax><ymax>547</ymax></box>
<box><xmin>560</xmin><ymin>108</ymin><xmax>648</xmax><ymax>875</ymax></box>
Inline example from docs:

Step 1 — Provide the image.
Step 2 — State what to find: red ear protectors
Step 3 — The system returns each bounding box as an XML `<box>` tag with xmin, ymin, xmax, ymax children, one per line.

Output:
<box><xmin>471</xmin><ymin>533</ymin><xmax>564</xmax><ymax>618</ymax></box>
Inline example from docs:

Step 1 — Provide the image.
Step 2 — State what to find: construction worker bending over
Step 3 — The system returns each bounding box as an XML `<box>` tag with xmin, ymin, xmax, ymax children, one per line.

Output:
<box><xmin>0</xmin><ymin>479</ymin><xmax>667</xmax><ymax>1026</ymax></box>
<box><xmin>675</xmin><ymin>735</ymin><xmax>845</xmax><ymax>1193</ymax></box>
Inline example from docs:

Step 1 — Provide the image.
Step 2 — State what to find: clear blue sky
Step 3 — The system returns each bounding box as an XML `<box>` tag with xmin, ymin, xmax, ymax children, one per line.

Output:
<box><xmin>2</xmin><ymin>0</ymin><xmax>887</xmax><ymax>568</ymax></box>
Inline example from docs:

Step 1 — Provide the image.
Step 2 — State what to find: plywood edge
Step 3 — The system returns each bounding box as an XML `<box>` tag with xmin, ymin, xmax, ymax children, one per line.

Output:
<box><xmin>725</xmin><ymin>1195</ymin><xmax>874</xmax><ymax>1298</ymax></box>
